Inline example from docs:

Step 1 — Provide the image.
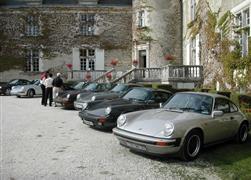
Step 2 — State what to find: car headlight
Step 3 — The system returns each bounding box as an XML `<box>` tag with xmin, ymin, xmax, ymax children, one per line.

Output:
<box><xmin>163</xmin><ymin>123</ymin><xmax>174</xmax><ymax>137</ymax></box>
<box><xmin>67</xmin><ymin>94</ymin><xmax>71</xmax><ymax>99</ymax></box>
<box><xmin>82</xmin><ymin>103</ymin><xmax>88</xmax><ymax>110</ymax></box>
<box><xmin>117</xmin><ymin>114</ymin><xmax>126</xmax><ymax>127</ymax></box>
<box><xmin>91</xmin><ymin>96</ymin><xmax>96</xmax><ymax>101</ymax></box>
<box><xmin>105</xmin><ymin>106</ymin><xmax>112</xmax><ymax>115</ymax></box>
<box><xmin>77</xmin><ymin>94</ymin><xmax>81</xmax><ymax>100</ymax></box>
<box><xmin>0</xmin><ymin>86</ymin><xmax>2</xmax><ymax>89</ymax></box>
<box><xmin>56</xmin><ymin>92</ymin><xmax>59</xmax><ymax>97</ymax></box>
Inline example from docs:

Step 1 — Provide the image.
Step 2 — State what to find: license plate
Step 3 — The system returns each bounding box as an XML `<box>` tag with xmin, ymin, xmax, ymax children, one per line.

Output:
<box><xmin>125</xmin><ymin>141</ymin><xmax>146</xmax><ymax>151</ymax></box>
<box><xmin>83</xmin><ymin>119</ymin><xmax>94</xmax><ymax>126</ymax></box>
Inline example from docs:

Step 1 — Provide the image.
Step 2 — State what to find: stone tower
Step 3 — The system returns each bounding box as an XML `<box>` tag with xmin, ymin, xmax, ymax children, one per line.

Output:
<box><xmin>132</xmin><ymin>0</ymin><xmax>182</xmax><ymax>68</ymax></box>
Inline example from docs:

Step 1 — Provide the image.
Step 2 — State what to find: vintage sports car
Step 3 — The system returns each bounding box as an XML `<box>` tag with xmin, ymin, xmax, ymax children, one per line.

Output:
<box><xmin>54</xmin><ymin>82</ymin><xmax>115</xmax><ymax>109</ymax></box>
<box><xmin>0</xmin><ymin>79</ymin><xmax>31</xmax><ymax>95</ymax></box>
<box><xmin>113</xmin><ymin>92</ymin><xmax>250</xmax><ymax>161</ymax></box>
<box><xmin>79</xmin><ymin>87</ymin><xmax>173</xmax><ymax>129</ymax></box>
<box><xmin>74</xmin><ymin>83</ymin><xmax>142</xmax><ymax>110</ymax></box>
<box><xmin>10</xmin><ymin>79</ymin><xmax>42</xmax><ymax>98</ymax></box>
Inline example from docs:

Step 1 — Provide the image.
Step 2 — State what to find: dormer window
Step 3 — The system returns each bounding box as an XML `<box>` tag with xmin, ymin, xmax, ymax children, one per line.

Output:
<box><xmin>80</xmin><ymin>14</ymin><xmax>95</xmax><ymax>36</ymax></box>
<box><xmin>25</xmin><ymin>15</ymin><xmax>39</xmax><ymax>36</ymax></box>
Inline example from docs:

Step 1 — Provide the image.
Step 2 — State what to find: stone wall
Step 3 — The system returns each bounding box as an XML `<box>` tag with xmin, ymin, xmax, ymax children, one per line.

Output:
<box><xmin>0</xmin><ymin>5</ymin><xmax>132</xmax><ymax>81</ymax></box>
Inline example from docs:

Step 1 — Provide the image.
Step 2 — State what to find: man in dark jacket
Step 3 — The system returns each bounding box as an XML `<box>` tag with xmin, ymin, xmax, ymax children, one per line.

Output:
<box><xmin>52</xmin><ymin>73</ymin><xmax>63</xmax><ymax>106</ymax></box>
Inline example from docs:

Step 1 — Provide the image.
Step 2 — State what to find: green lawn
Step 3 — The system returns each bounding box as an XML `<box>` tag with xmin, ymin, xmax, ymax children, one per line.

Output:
<box><xmin>201</xmin><ymin>133</ymin><xmax>251</xmax><ymax>180</ymax></box>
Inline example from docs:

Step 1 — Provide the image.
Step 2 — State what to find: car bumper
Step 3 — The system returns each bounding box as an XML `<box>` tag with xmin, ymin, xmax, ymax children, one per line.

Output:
<box><xmin>74</xmin><ymin>101</ymin><xmax>85</xmax><ymax>111</ymax></box>
<box><xmin>113</xmin><ymin>128</ymin><xmax>181</xmax><ymax>155</ymax></box>
<box><xmin>78</xmin><ymin>111</ymin><xmax>115</xmax><ymax>129</ymax></box>
<box><xmin>54</xmin><ymin>97</ymin><xmax>74</xmax><ymax>109</ymax></box>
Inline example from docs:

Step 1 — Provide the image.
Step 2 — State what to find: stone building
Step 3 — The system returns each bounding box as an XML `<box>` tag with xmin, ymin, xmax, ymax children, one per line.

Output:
<box><xmin>132</xmin><ymin>0</ymin><xmax>182</xmax><ymax>68</ymax></box>
<box><xmin>182</xmin><ymin>0</ymin><xmax>250</xmax><ymax>88</ymax></box>
<box><xmin>0</xmin><ymin>0</ymin><xmax>132</xmax><ymax>81</ymax></box>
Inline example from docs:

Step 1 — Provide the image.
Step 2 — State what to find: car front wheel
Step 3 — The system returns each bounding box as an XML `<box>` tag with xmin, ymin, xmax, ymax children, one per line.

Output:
<box><xmin>236</xmin><ymin>122</ymin><xmax>249</xmax><ymax>143</ymax></box>
<box><xmin>180</xmin><ymin>130</ymin><xmax>202</xmax><ymax>161</ymax></box>
<box><xmin>27</xmin><ymin>89</ymin><xmax>35</xmax><ymax>98</ymax></box>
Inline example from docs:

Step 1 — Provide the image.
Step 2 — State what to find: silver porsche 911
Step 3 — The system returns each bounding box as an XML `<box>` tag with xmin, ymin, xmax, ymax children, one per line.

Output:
<box><xmin>113</xmin><ymin>92</ymin><xmax>250</xmax><ymax>161</ymax></box>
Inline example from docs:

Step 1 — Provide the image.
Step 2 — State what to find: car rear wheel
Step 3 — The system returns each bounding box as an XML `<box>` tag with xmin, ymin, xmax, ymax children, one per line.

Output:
<box><xmin>180</xmin><ymin>130</ymin><xmax>202</xmax><ymax>161</ymax></box>
<box><xmin>27</xmin><ymin>89</ymin><xmax>35</xmax><ymax>98</ymax></box>
<box><xmin>236</xmin><ymin>122</ymin><xmax>249</xmax><ymax>143</ymax></box>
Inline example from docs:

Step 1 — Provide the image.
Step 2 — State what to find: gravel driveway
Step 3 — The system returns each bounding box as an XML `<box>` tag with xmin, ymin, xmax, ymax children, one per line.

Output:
<box><xmin>0</xmin><ymin>96</ymin><xmax>220</xmax><ymax>180</ymax></box>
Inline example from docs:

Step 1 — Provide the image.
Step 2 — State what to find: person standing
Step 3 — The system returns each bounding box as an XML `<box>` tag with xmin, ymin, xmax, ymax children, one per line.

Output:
<box><xmin>44</xmin><ymin>73</ymin><xmax>53</xmax><ymax>106</ymax></box>
<box><xmin>52</xmin><ymin>72</ymin><xmax>63</xmax><ymax>106</ymax></box>
<box><xmin>40</xmin><ymin>71</ymin><xmax>48</xmax><ymax>105</ymax></box>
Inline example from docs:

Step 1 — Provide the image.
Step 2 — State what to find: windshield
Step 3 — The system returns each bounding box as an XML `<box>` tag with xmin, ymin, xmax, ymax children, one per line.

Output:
<box><xmin>164</xmin><ymin>93</ymin><xmax>213</xmax><ymax>115</ymax></box>
<box><xmin>33</xmin><ymin>80</ymin><xmax>40</xmax><ymax>85</ymax></box>
<box><xmin>9</xmin><ymin>79</ymin><xmax>18</xmax><ymax>85</ymax></box>
<box><xmin>122</xmin><ymin>88</ymin><xmax>150</xmax><ymax>101</ymax></box>
<box><xmin>84</xmin><ymin>83</ymin><xmax>97</xmax><ymax>91</ymax></box>
<box><xmin>111</xmin><ymin>84</ymin><xmax>127</xmax><ymax>93</ymax></box>
<box><xmin>73</xmin><ymin>82</ymin><xmax>86</xmax><ymax>90</ymax></box>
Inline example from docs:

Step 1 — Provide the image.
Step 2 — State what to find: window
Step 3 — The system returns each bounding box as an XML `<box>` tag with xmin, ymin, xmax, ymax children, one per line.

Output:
<box><xmin>191</xmin><ymin>0</ymin><xmax>196</xmax><ymax>21</ymax></box>
<box><xmin>244</xmin><ymin>9</ymin><xmax>250</xmax><ymax>26</ymax></box>
<box><xmin>230</xmin><ymin>102</ymin><xmax>238</xmax><ymax>113</ymax></box>
<box><xmin>25</xmin><ymin>49</ymin><xmax>40</xmax><ymax>72</ymax></box>
<box><xmin>80</xmin><ymin>49</ymin><xmax>95</xmax><ymax>70</ymax></box>
<box><xmin>138</xmin><ymin>10</ymin><xmax>145</xmax><ymax>28</ymax></box>
<box><xmin>214</xmin><ymin>98</ymin><xmax>230</xmax><ymax>113</ymax></box>
<box><xmin>80</xmin><ymin>14</ymin><xmax>95</xmax><ymax>36</ymax></box>
<box><xmin>236</xmin><ymin>13</ymin><xmax>242</xmax><ymax>27</ymax></box>
<box><xmin>190</xmin><ymin>38</ymin><xmax>196</xmax><ymax>65</ymax></box>
<box><xmin>26</xmin><ymin>15</ymin><xmax>39</xmax><ymax>36</ymax></box>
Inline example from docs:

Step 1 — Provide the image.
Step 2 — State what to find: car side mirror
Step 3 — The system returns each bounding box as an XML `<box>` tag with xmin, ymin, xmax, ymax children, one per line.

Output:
<box><xmin>212</xmin><ymin>110</ymin><xmax>224</xmax><ymax>118</ymax></box>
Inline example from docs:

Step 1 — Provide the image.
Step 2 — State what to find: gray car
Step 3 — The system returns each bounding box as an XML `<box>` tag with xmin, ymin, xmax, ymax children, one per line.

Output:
<box><xmin>113</xmin><ymin>92</ymin><xmax>250</xmax><ymax>161</ymax></box>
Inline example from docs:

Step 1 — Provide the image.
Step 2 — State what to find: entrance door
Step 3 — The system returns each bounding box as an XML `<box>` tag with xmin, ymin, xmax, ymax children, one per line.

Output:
<box><xmin>139</xmin><ymin>50</ymin><xmax>147</xmax><ymax>68</ymax></box>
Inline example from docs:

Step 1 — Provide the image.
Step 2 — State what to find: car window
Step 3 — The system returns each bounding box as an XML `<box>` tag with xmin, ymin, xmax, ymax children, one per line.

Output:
<box><xmin>122</xmin><ymin>88</ymin><xmax>151</xmax><ymax>101</ymax></box>
<box><xmin>214</xmin><ymin>98</ymin><xmax>230</xmax><ymax>113</ymax></box>
<box><xmin>164</xmin><ymin>93</ymin><xmax>213</xmax><ymax>115</ymax></box>
<box><xmin>84</xmin><ymin>83</ymin><xmax>97</xmax><ymax>91</ymax></box>
<box><xmin>150</xmin><ymin>92</ymin><xmax>162</xmax><ymax>103</ymax></box>
<box><xmin>111</xmin><ymin>84</ymin><xmax>127</xmax><ymax>93</ymax></box>
<box><xmin>158</xmin><ymin>92</ymin><xmax>172</xmax><ymax>102</ymax></box>
<box><xmin>230</xmin><ymin>102</ymin><xmax>238</xmax><ymax>113</ymax></box>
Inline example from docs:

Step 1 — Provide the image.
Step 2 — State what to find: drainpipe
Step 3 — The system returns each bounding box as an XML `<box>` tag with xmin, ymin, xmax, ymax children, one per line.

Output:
<box><xmin>179</xmin><ymin>0</ymin><xmax>183</xmax><ymax>65</ymax></box>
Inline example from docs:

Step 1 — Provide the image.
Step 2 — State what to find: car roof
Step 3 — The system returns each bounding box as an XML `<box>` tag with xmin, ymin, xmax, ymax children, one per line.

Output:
<box><xmin>132</xmin><ymin>87</ymin><xmax>172</xmax><ymax>94</ymax></box>
<box><xmin>176</xmin><ymin>91</ymin><xmax>230</xmax><ymax>99</ymax></box>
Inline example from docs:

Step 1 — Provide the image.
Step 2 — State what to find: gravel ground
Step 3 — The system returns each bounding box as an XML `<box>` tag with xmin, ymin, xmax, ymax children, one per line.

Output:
<box><xmin>0</xmin><ymin>96</ymin><xmax>221</xmax><ymax>180</ymax></box>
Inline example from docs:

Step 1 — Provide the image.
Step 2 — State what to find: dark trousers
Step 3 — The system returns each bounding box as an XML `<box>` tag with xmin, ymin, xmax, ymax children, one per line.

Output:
<box><xmin>41</xmin><ymin>84</ymin><xmax>46</xmax><ymax>105</ymax></box>
<box><xmin>45</xmin><ymin>87</ymin><xmax>53</xmax><ymax>106</ymax></box>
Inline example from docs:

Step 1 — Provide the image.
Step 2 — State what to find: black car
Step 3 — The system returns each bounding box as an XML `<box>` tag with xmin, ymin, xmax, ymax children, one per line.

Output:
<box><xmin>79</xmin><ymin>87</ymin><xmax>173</xmax><ymax>130</ymax></box>
<box><xmin>0</xmin><ymin>79</ymin><xmax>31</xmax><ymax>95</ymax></box>
<box><xmin>74</xmin><ymin>83</ymin><xmax>143</xmax><ymax>110</ymax></box>
<box><xmin>54</xmin><ymin>82</ymin><xmax>115</xmax><ymax>109</ymax></box>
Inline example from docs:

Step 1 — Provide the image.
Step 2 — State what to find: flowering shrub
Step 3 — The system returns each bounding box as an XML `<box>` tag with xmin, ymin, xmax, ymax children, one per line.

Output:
<box><xmin>106</xmin><ymin>72</ymin><xmax>112</xmax><ymax>80</ymax></box>
<box><xmin>66</xmin><ymin>63</ymin><xmax>73</xmax><ymax>70</ymax></box>
<box><xmin>110</xmin><ymin>58</ymin><xmax>118</xmax><ymax>67</ymax></box>
<box><xmin>132</xmin><ymin>59</ymin><xmax>138</xmax><ymax>66</ymax></box>
<box><xmin>164</xmin><ymin>54</ymin><xmax>175</xmax><ymax>61</ymax></box>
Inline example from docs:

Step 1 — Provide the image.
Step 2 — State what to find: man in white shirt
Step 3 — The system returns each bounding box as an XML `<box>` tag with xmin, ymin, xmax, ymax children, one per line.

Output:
<box><xmin>44</xmin><ymin>73</ymin><xmax>53</xmax><ymax>106</ymax></box>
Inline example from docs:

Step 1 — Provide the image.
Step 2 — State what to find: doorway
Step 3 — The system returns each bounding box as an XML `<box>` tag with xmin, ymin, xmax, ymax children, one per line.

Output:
<box><xmin>139</xmin><ymin>50</ymin><xmax>147</xmax><ymax>68</ymax></box>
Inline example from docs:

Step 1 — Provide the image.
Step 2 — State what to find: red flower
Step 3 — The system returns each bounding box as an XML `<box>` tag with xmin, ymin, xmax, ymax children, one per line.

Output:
<box><xmin>164</xmin><ymin>54</ymin><xmax>175</xmax><ymax>61</ymax></box>
<box><xmin>66</xmin><ymin>63</ymin><xmax>73</xmax><ymax>69</ymax></box>
<box><xmin>106</xmin><ymin>72</ymin><xmax>112</xmax><ymax>80</ymax></box>
<box><xmin>110</xmin><ymin>58</ymin><xmax>118</xmax><ymax>66</ymax></box>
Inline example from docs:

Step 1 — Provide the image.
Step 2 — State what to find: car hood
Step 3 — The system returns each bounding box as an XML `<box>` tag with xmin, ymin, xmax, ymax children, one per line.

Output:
<box><xmin>78</xmin><ymin>92</ymin><xmax>119</xmax><ymax>102</ymax></box>
<box><xmin>122</xmin><ymin>109</ymin><xmax>204</xmax><ymax>137</ymax></box>
<box><xmin>88</xmin><ymin>98</ymin><xmax>138</xmax><ymax>110</ymax></box>
<box><xmin>59</xmin><ymin>89</ymin><xmax>89</xmax><ymax>98</ymax></box>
